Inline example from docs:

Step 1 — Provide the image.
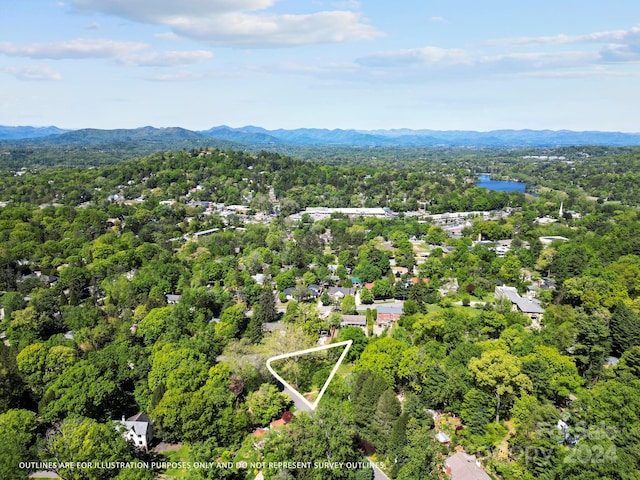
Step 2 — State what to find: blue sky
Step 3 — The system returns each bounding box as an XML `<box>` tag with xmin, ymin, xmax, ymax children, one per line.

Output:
<box><xmin>2</xmin><ymin>1</ymin><xmax>640</xmax><ymax>131</ymax></box>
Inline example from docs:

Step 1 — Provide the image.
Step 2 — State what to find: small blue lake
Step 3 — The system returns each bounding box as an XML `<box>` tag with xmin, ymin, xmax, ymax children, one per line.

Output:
<box><xmin>476</xmin><ymin>174</ymin><xmax>527</xmax><ymax>193</ymax></box>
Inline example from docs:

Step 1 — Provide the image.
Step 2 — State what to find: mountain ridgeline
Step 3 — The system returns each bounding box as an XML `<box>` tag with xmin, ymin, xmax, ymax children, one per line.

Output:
<box><xmin>4</xmin><ymin>124</ymin><xmax>640</xmax><ymax>147</ymax></box>
<box><xmin>2</xmin><ymin>124</ymin><xmax>640</xmax><ymax>167</ymax></box>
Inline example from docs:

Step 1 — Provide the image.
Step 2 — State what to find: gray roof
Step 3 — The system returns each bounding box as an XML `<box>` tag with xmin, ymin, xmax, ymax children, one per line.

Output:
<box><xmin>445</xmin><ymin>452</ymin><xmax>491</xmax><ymax>480</ymax></box>
<box><xmin>515</xmin><ymin>297</ymin><xmax>545</xmax><ymax>314</ymax></box>
<box><xmin>120</xmin><ymin>420</ymin><xmax>149</xmax><ymax>437</ymax></box>
<box><xmin>341</xmin><ymin>315</ymin><xmax>367</xmax><ymax>327</ymax></box>
<box><xmin>372</xmin><ymin>303</ymin><xmax>404</xmax><ymax>315</ymax></box>
<box><xmin>327</xmin><ymin>286</ymin><xmax>355</xmax><ymax>296</ymax></box>
<box><xmin>127</xmin><ymin>412</ymin><xmax>151</xmax><ymax>423</ymax></box>
<box><xmin>495</xmin><ymin>286</ymin><xmax>544</xmax><ymax>314</ymax></box>
<box><xmin>116</xmin><ymin>413</ymin><xmax>152</xmax><ymax>438</ymax></box>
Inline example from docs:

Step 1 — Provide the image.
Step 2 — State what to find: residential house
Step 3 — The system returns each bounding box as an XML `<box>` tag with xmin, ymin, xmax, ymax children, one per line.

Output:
<box><xmin>495</xmin><ymin>285</ymin><xmax>545</xmax><ymax>328</ymax></box>
<box><xmin>19</xmin><ymin>271</ymin><xmax>59</xmax><ymax>287</ymax></box>
<box><xmin>252</xmin><ymin>412</ymin><xmax>293</xmax><ymax>450</ymax></box>
<box><xmin>252</xmin><ymin>273</ymin><xmax>270</xmax><ymax>285</ymax></box>
<box><xmin>370</xmin><ymin>303</ymin><xmax>404</xmax><ymax>327</ymax></box>
<box><xmin>340</xmin><ymin>315</ymin><xmax>367</xmax><ymax>330</ymax></box>
<box><xmin>270</xmin><ymin>411</ymin><xmax>293</xmax><ymax>429</ymax></box>
<box><xmin>283</xmin><ymin>286</ymin><xmax>319</xmax><ymax>302</ymax></box>
<box><xmin>307</xmin><ymin>284</ymin><xmax>322</xmax><ymax>297</ymax></box>
<box><xmin>391</xmin><ymin>266</ymin><xmax>409</xmax><ymax>276</ymax></box>
<box><xmin>444</xmin><ymin>452</ymin><xmax>492</xmax><ymax>480</ymax></box>
<box><xmin>165</xmin><ymin>294</ymin><xmax>181</xmax><ymax>304</ymax></box>
<box><xmin>327</xmin><ymin>287</ymin><xmax>356</xmax><ymax>301</ymax></box>
<box><xmin>115</xmin><ymin>413</ymin><xmax>153</xmax><ymax>451</ymax></box>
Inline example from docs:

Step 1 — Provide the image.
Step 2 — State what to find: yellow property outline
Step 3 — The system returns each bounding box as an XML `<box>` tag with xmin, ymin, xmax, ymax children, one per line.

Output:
<box><xmin>266</xmin><ymin>340</ymin><xmax>353</xmax><ymax>411</ymax></box>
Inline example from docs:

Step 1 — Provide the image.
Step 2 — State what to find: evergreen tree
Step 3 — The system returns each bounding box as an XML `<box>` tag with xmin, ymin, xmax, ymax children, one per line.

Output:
<box><xmin>246</xmin><ymin>287</ymin><xmax>278</xmax><ymax>344</ymax></box>
<box><xmin>396</xmin><ymin>421</ymin><xmax>439</xmax><ymax>480</ymax></box>
<box><xmin>610</xmin><ymin>302</ymin><xmax>640</xmax><ymax>356</ymax></box>
<box><xmin>320</xmin><ymin>290</ymin><xmax>332</xmax><ymax>306</ymax></box>
<box><xmin>373</xmin><ymin>389</ymin><xmax>401</xmax><ymax>454</ymax></box>
<box><xmin>407</xmin><ymin>281</ymin><xmax>429</xmax><ymax>312</ymax></box>
<box><xmin>460</xmin><ymin>388</ymin><xmax>495</xmax><ymax>435</ymax></box>
<box><xmin>388</xmin><ymin>412</ymin><xmax>408</xmax><ymax>471</ymax></box>
<box><xmin>353</xmin><ymin>371</ymin><xmax>388</xmax><ymax>442</ymax></box>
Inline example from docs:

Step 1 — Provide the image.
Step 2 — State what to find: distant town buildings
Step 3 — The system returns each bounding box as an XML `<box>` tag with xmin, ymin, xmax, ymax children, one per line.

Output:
<box><xmin>289</xmin><ymin>207</ymin><xmax>395</xmax><ymax>221</ymax></box>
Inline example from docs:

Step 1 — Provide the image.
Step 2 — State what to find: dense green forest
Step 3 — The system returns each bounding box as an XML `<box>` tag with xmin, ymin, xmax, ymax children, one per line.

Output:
<box><xmin>1</xmin><ymin>146</ymin><xmax>640</xmax><ymax>480</ymax></box>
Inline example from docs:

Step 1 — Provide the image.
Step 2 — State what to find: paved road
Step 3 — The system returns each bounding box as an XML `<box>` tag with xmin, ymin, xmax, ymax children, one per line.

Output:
<box><xmin>368</xmin><ymin>459</ymin><xmax>391</xmax><ymax>480</ymax></box>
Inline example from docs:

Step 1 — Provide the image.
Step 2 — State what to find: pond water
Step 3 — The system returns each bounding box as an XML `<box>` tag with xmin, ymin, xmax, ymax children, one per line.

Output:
<box><xmin>476</xmin><ymin>174</ymin><xmax>527</xmax><ymax>193</ymax></box>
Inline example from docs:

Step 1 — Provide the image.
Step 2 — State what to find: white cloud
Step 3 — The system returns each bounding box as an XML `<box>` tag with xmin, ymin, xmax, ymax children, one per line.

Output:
<box><xmin>332</xmin><ymin>0</ymin><xmax>361</xmax><ymax>9</ymax></box>
<box><xmin>354</xmin><ymin>25</ymin><xmax>640</xmax><ymax>80</ymax></box>
<box><xmin>141</xmin><ymin>71</ymin><xmax>205</xmax><ymax>82</ymax></box>
<box><xmin>70</xmin><ymin>0</ymin><xmax>382</xmax><ymax>47</ymax></box>
<box><xmin>154</xmin><ymin>32</ymin><xmax>181</xmax><ymax>41</ymax></box>
<box><xmin>484</xmin><ymin>25</ymin><xmax>640</xmax><ymax>66</ymax></box>
<box><xmin>429</xmin><ymin>16</ymin><xmax>446</xmax><ymax>23</ymax></box>
<box><xmin>0</xmin><ymin>39</ymin><xmax>214</xmax><ymax>68</ymax></box>
<box><xmin>357</xmin><ymin>46</ymin><xmax>472</xmax><ymax>68</ymax></box>
<box><xmin>600</xmin><ymin>42</ymin><xmax>640</xmax><ymax>62</ymax></box>
<box><xmin>487</xmin><ymin>25</ymin><xmax>640</xmax><ymax>47</ymax></box>
<box><xmin>71</xmin><ymin>0</ymin><xmax>274</xmax><ymax>20</ymax></box>
<box><xmin>0</xmin><ymin>38</ymin><xmax>147</xmax><ymax>59</ymax></box>
<box><xmin>3</xmin><ymin>64</ymin><xmax>62</xmax><ymax>81</ymax></box>
<box><xmin>119</xmin><ymin>50</ymin><xmax>213</xmax><ymax>67</ymax></box>
<box><xmin>255</xmin><ymin>60</ymin><xmax>359</xmax><ymax>76</ymax></box>
<box><xmin>520</xmin><ymin>68</ymin><xmax>640</xmax><ymax>79</ymax></box>
<box><xmin>167</xmin><ymin>11</ymin><xmax>381</xmax><ymax>47</ymax></box>
<box><xmin>482</xmin><ymin>51</ymin><xmax>599</xmax><ymax>71</ymax></box>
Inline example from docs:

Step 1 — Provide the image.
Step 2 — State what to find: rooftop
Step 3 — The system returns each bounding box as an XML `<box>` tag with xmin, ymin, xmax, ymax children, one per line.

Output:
<box><xmin>445</xmin><ymin>452</ymin><xmax>492</xmax><ymax>480</ymax></box>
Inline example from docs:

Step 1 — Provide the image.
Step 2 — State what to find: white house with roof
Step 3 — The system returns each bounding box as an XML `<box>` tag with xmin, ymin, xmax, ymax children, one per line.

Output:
<box><xmin>165</xmin><ymin>294</ymin><xmax>181</xmax><ymax>304</ymax></box>
<box><xmin>340</xmin><ymin>314</ymin><xmax>367</xmax><ymax>331</ymax></box>
<box><xmin>115</xmin><ymin>413</ymin><xmax>153</xmax><ymax>451</ymax></box>
<box><xmin>495</xmin><ymin>285</ymin><xmax>545</xmax><ymax>328</ymax></box>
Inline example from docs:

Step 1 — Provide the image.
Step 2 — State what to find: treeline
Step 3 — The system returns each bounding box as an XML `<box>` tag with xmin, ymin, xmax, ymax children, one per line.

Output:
<box><xmin>0</xmin><ymin>148</ymin><xmax>527</xmax><ymax>214</ymax></box>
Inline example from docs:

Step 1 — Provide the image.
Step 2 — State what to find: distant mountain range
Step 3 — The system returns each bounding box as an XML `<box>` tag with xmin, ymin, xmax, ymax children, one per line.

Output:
<box><xmin>0</xmin><ymin>125</ymin><xmax>69</xmax><ymax>140</ymax></box>
<box><xmin>2</xmin><ymin>124</ymin><xmax>640</xmax><ymax>148</ymax></box>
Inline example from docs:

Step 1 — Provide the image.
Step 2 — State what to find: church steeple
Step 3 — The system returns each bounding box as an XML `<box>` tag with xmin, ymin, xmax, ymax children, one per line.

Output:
<box><xmin>559</xmin><ymin>201</ymin><xmax>563</xmax><ymax>218</ymax></box>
